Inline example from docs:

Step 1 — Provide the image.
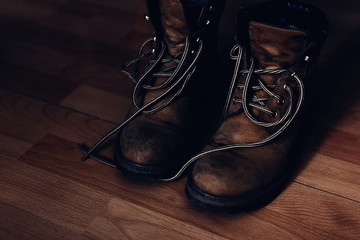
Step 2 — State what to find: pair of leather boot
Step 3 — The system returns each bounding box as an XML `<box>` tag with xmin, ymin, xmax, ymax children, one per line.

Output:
<box><xmin>82</xmin><ymin>0</ymin><xmax>328</xmax><ymax>213</ymax></box>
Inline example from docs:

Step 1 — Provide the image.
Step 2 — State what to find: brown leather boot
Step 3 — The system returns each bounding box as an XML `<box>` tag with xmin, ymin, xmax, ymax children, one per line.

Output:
<box><xmin>185</xmin><ymin>0</ymin><xmax>328</xmax><ymax>212</ymax></box>
<box><xmin>82</xmin><ymin>0</ymin><xmax>225</xmax><ymax>180</ymax></box>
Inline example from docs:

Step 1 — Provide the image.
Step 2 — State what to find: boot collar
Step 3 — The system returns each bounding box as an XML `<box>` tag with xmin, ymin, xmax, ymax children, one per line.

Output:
<box><xmin>235</xmin><ymin>0</ymin><xmax>328</xmax><ymax>62</ymax></box>
<box><xmin>146</xmin><ymin>0</ymin><xmax>225</xmax><ymax>38</ymax></box>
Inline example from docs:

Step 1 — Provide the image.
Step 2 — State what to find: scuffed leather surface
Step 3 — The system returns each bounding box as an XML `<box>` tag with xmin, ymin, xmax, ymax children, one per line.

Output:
<box><xmin>249</xmin><ymin>22</ymin><xmax>307</xmax><ymax>69</ymax></box>
<box><xmin>160</xmin><ymin>0</ymin><xmax>189</xmax><ymax>55</ymax></box>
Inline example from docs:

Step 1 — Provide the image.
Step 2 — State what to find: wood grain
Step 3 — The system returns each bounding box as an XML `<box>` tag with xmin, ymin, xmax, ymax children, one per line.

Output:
<box><xmin>0</xmin><ymin>202</ymin><xmax>89</xmax><ymax>240</ymax></box>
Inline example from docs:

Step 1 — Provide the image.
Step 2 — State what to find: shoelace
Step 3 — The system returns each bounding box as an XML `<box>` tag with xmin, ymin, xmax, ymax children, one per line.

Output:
<box><xmin>159</xmin><ymin>44</ymin><xmax>305</xmax><ymax>182</ymax></box>
<box><xmin>80</xmin><ymin>35</ymin><xmax>203</xmax><ymax>163</ymax></box>
<box><xmin>228</xmin><ymin>45</ymin><xmax>295</xmax><ymax>128</ymax></box>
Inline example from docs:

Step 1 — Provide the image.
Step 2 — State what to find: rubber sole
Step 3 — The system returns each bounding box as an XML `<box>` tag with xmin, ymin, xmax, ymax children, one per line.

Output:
<box><xmin>185</xmin><ymin>174</ymin><xmax>289</xmax><ymax>213</ymax></box>
<box><xmin>113</xmin><ymin>134</ymin><xmax>191</xmax><ymax>181</ymax></box>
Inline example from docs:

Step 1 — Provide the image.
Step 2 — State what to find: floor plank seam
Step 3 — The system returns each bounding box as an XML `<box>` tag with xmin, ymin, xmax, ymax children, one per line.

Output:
<box><xmin>292</xmin><ymin>180</ymin><xmax>360</xmax><ymax>204</ymax></box>
<box><xmin>0</xmin><ymin>86</ymin><xmax>119</xmax><ymax>125</ymax></box>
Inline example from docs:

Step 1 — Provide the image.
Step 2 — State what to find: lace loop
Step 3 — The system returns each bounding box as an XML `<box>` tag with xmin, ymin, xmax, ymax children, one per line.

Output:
<box><xmin>120</xmin><ymin>37</ymin><xmax>162</xmax><ymax>83</ymax></box>
<box><xmin>240</xmin><ymin>58</ymin><xmax>295</xmax><ymax>128</ymax></box>
<box><xmin>81</xmin><ymin>35</ymin><xmax>203</xmax><ymax>161</ymax></box>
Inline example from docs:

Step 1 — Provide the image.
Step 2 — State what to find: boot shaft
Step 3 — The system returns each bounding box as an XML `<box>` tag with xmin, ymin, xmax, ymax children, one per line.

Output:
<box><xmin>146</xmin><ymin>0</ymin><xmax>225</xmax><ymax>55</ymax></box>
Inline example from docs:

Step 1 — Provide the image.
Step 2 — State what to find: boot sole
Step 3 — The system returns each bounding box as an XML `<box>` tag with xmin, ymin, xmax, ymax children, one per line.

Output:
<box><xmin>185</xmin><ymin>174</ymin><xmax>289</xmax><ymax>213</ymax></box>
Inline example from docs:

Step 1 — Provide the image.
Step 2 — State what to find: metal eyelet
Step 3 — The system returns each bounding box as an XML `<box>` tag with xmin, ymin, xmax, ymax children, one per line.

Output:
<box><xmin>304</xmin><ymin>56</ymin><xmax>310</xmax><ymax>62</ymax></box>
<box><xmin>232</xmin><ymin>97</ymin><xmax>239</xmax><ymax>104</ymax></box>
<box><xmin>206</xmin><ymin>20</ymin><xmax>211</xmax><ymax>25</ymax></box>
<box><xmin>191</xmin><ymin>50</ymin><xmax>195</xmax><ymax>54</ymax></box>
<box><xmin>144</xmin><ymin>15</ymin><xmax>150</xmax><ymax>21</ymax></box>
<box><xmin>272</xmin><ymin>111</ymin><xmax>278</xmax><ymax>118</ymax></box>
<box><xmin>277</xmin><ymin>98</ymin><xmax>285</xmax><ymax>104</ymax></box>
<box><xmin>209</xmin><ymin>5</ymin><xmax>214</xmax><ymax>11</ymax></box>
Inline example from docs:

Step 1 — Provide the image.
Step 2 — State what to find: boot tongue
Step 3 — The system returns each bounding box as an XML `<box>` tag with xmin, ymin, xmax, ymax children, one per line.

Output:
<box><xmin>247</xmin><ymin>21</ymin><xmax>307</xmax><ymax>122</ymax></box>
<box><xmin>160</xmin><ymin>0</ymin><xmax>190</xmax><ymax>56</ymax></box>
<box><xmin>249</xmin><ymin>21</ymin><xmax>307</xmax><ymax>70</ymax></box>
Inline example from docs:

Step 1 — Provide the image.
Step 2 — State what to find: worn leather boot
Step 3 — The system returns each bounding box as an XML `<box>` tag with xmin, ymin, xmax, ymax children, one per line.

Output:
<box><xmin>90</xmin><ymin>0</ymin><xmax>226</xmax><ymax>180</ymax></box>
<box><xmin>185</xmin><ymin>0</ymin><xmax>328</xmax><ymax>212</ymax></box>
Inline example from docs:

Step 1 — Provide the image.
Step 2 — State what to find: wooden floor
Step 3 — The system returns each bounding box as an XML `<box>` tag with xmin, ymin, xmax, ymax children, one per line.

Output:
<box><xmin>1</xmin><ymin>0</ymin><xmax>359</xmax><ymax>239</ymax></box>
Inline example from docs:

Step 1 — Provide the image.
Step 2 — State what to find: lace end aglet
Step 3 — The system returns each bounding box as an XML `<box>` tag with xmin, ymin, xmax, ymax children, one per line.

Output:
<box><xmin>81</xmin><ymin>155</ymin><xmax>89</xmax><ymax>162</ymax></box>
<box><xmin>78</xmin><ymin>143</ymin><xmax>90</xmax><ymax>161</ymax></box>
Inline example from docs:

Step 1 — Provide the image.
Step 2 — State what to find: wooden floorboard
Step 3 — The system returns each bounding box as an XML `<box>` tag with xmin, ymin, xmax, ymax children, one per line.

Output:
<box><xmin>1</xmin><ymin>0</ymin><xmax>359</xmax><ymax>239</ymax></box>
<box><xmin>0</xmin><ymin>203</ymin><xmax>89</xmax><ymax>240</ymax></box>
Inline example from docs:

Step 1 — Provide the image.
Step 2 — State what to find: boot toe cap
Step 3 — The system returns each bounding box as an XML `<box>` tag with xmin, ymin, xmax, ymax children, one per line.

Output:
<box><xmin>191</xmin><ymin>153</ymin><xmax>264</xmax><ymax>197</ymax></box>
<box><xmin>119</xmin><ymin>119</ymin><xmax>185</xmax><ymax>166</ymax></box>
